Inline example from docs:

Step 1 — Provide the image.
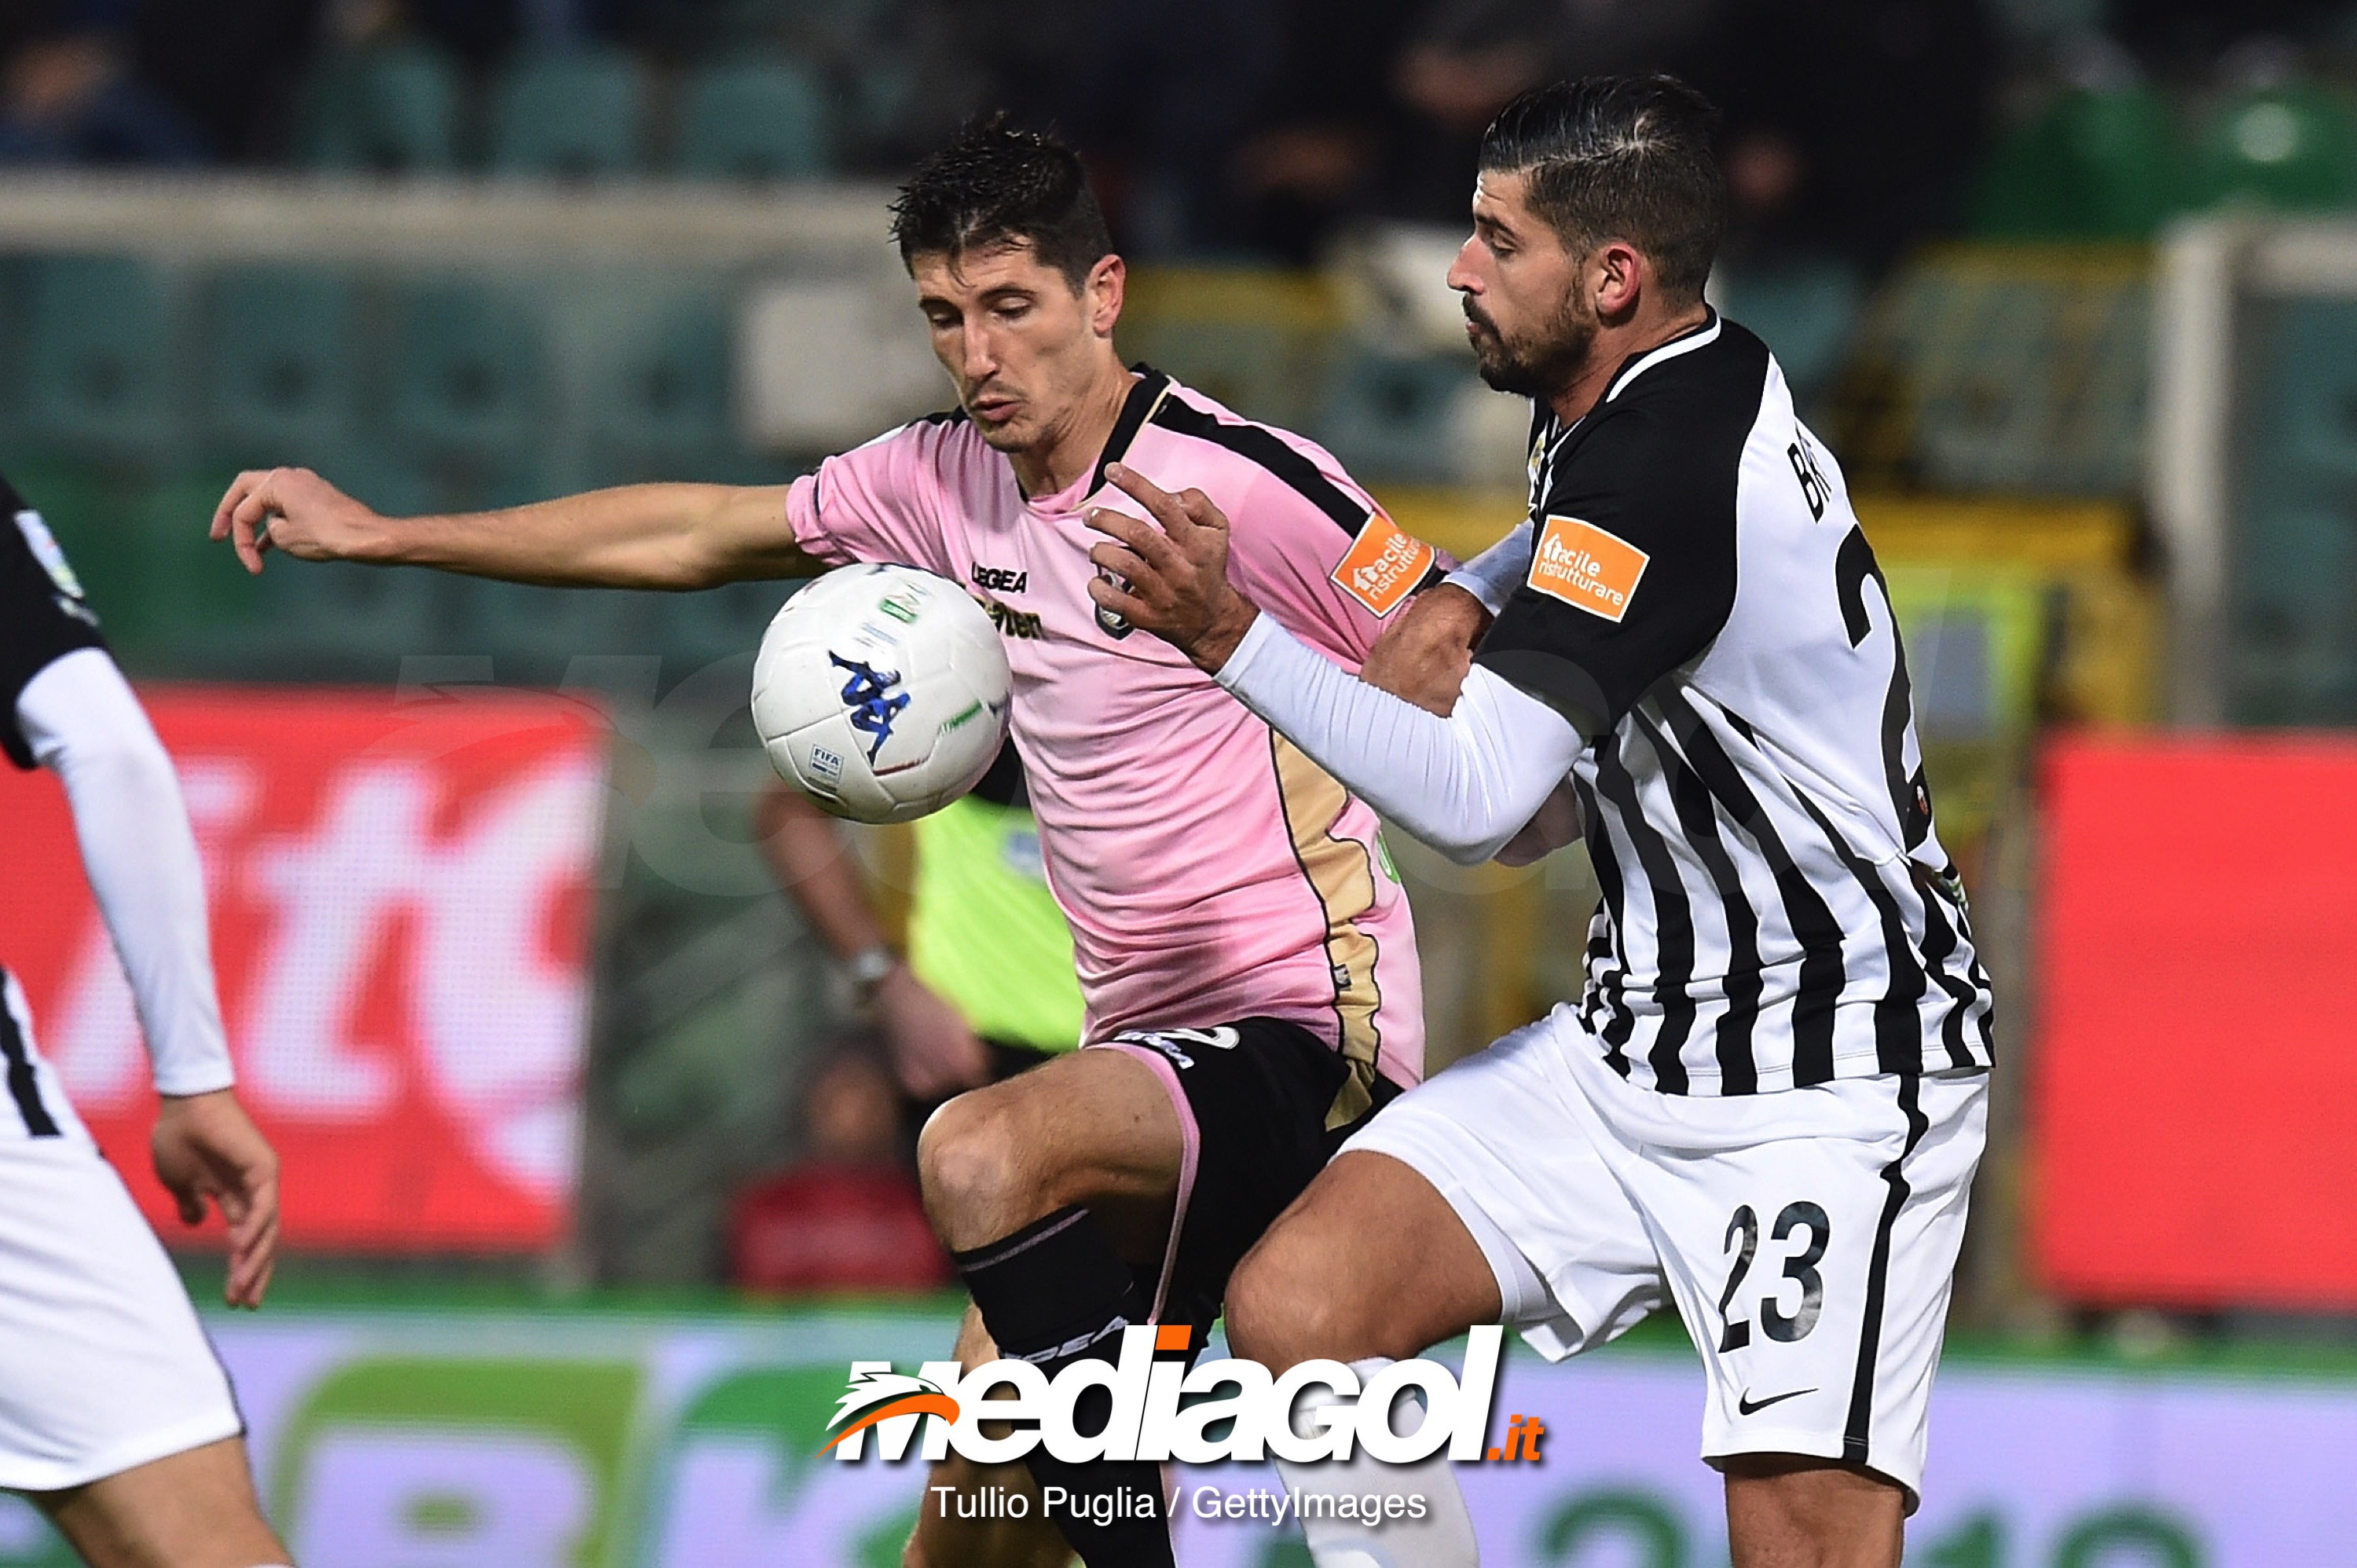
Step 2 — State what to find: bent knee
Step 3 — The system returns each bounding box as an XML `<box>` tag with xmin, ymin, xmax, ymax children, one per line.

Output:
<box><xmin>918</xmin><ymin>1095</ymin><xmax>1019</xmax><ymax>1214</ymax></box>
<box><xmin>1227</xmin><ymin>1244</ymin><xmax>1385</xmax><ymax>1368</ymax></box>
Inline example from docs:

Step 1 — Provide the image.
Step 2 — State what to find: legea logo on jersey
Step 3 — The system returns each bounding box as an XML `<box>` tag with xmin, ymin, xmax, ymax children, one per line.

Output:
<box><xmin>1330</xmin><ymin>511</ymin><xmax>1434</xmax><ymax>619</ymax></box>
<box><xmin>1530</xmin><ymin>515</ymin><xmax>1649</xmax><ymax>623</ymax></box>
<box><xmin>825</xmin><ymin>1325</ymin><xmax>1506</xmax><ymax>1467</ymax></box>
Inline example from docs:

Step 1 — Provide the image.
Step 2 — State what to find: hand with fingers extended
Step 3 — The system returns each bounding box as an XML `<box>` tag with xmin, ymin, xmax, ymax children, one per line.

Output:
<box><xmin>209</xmin><ymin>466</ymin><xmax>382</xmax><ymax>574</ymax></box>
<box><xmin>1083</xmin><ymin>461</ymin><xmax>1263</xmax><ymax>672</ymax></box>
<box><xmin>152</xmin><ymin>1090</ymin><xmax>280</xmax><ymax>1310</ymax></box>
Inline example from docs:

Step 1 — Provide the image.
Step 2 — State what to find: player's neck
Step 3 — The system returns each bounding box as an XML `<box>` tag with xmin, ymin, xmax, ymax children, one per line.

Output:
<box><xmin>1546</xmin><ymin>298</ymin><xmax>1714</xmax><ymax>427</ymax></box>
<box><xmin>1012</xmin><ymin>360</ymin><xmax>1139</xmax><ymax>500</ymax></box>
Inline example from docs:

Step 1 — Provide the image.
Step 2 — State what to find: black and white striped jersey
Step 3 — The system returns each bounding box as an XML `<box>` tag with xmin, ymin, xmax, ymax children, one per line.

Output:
<box><xmin>2</xmin><ymin>474</ymin><xmax>103</xmax><ymax>771</ymax></box>
<box><xmin>1473</xmin><ymin>310</ymin><xmax>1994</xmax><ymax>1096</ymax></box>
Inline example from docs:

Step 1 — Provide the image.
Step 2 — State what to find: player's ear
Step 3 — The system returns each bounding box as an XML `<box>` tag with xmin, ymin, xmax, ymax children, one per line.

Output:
<box><xmin>1086</xmin><ymin>254</ymin><xmax>1125</xmax><ymax>339</ymax></box>
<box><xmin>1593</xmin><ymin>240</ymin><xmax>1644</xmax><ymax>324</ymax></box>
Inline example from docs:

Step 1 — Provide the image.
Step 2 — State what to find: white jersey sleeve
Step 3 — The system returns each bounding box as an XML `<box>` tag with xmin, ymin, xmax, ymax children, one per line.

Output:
<box><xmin>1216</xmin><ymin>610</ymin><xmax>1583</xmax><ymax>865</ymax></box>
<box><xmin>1442</xmin><ymin>519</ymin><xmax>1534</xmax><ymax>617</ymax></box>
<box><xmin>16</xmin><ymin>649</ymin><xmax>236</xmax><ymax>1097</ymax></box>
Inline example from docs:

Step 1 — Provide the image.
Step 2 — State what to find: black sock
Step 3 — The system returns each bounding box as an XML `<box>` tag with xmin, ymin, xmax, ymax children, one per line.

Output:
<box><xmin>954</xmin><ymin>1207</ymin><xmax>1174</xmax><ymax>1568</ymax></box>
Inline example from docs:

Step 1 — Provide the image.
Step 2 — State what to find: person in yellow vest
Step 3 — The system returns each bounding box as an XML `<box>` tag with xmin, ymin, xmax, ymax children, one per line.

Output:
<box><xmin>758</xmin><ymin>744</ymin><xmax>1082</xmax><ymax>1104</ymax></box>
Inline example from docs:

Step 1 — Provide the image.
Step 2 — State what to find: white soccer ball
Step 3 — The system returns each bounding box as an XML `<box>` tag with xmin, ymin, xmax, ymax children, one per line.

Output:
<box><xmin>751</xmin><ymin>562</ymin><xmax>1013</xmax><ymax>824</ymax></box>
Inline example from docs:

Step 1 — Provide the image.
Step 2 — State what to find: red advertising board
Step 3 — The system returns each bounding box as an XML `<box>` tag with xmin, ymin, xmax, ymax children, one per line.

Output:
<box><xmin>0</xmin><ymin>687</ymin><xmax>607</xmax><ymax>1253</ymax></box>
<box><xmin>2036</xmin><ymin>734</ymin><xmax>2357</xmax><ymax>1309</ymax></box>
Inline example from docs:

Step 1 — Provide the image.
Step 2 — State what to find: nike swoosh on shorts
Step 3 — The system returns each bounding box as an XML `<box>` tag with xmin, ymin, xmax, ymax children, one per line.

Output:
<box><xmin>1736</xmin><ymin>1387</ymin><xmax>1816</xmax><ymax>1416</ymax></box>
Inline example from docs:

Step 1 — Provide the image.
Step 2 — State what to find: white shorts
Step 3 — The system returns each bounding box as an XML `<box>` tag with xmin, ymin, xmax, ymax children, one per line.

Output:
<box><xmin>0</xmin><ymin>987</ymin><xmax>244</xmax><ymax>1491</ymax></box>
<box><xmin>1346</xmin><ymin>1004</ymin><xmax>1986</xmax><ymax>1503</ymax></box>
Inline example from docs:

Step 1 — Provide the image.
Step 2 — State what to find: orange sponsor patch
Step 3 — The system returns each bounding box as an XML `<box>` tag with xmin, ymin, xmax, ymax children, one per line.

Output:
<box><xmin>1528</xmin><ymin>515</ymin><xmax>1649</xmax><ymax>623</ymax></box>
<box><xmin>1330</xmin><ymin>510</ymin><xmax>1435</xmax><ymax>619</ymax></box>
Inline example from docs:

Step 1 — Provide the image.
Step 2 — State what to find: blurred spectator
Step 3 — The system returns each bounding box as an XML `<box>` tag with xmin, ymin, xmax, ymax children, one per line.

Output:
<box><xmin>0</xmin><ymin>2</ymin><xmax>211</xmax><ymax>166</ymax></box>
<box><xmin>131</xmin><ymin>0</ymin><xmax>324</xmax><ymax>163</ymax></box>
<box><xmin>350</xmin><ymin>0</ymin><xmax>658</xmax><ymax>62</ymax></box>
<box><xmin>1041</xmin><ymin>0</ymin><xmax>1290</xmax><ymax>257</ymax></box>
<box><xmin>392</xmin><ymin>0</ymin><xmax>541</xmax><ymax>62</ymax></box>
<box><xmin>1224</xmin><ymin>0</ymin><xmax>1428</xmax><ymax>263</ymax></box>
<box><xmin>1699</xmin><ymin>0</ymin><xmax>1996</xmax><ymax>273</ymax></box>
<box><xmin>730</xmin><ymin>1039</ymin><xmax>952</xmax><ymax>1294</ymax></box>
<box><xmin>2113</xmin><ymin>0</ymin><xmax>2348</xmax><ymax>67</ymax></box>
<box><xmin>1381</xmin><ymin>0</ymin><xmax>1725</xmax><ymax>225</ymax></box>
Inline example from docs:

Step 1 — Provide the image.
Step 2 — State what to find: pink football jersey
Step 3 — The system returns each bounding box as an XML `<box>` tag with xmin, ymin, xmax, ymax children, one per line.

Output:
<box><xmin>786</xmin><ymin>370</ymin><xmax>1438</xmax><ymax>1094</ymax></box>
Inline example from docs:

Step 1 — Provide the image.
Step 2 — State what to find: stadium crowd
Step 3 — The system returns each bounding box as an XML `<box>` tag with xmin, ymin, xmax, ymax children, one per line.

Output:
<box><xmin>0</xmin><ymin>0</ymin><xmax>2341</xmax><ymax>269</ymax></box>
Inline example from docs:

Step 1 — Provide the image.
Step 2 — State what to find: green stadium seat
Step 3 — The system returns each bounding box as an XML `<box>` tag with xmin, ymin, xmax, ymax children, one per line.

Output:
<box><xmin>1825</xmin><ymin>247</ymin><xmax>2148</xmax><ymax>496</ymax></box>
<box><xmin>588</xmin><ymin>297</ymin><xmax>731</xmax><ymax>460</ymax></box>
<box><xmin>295</xmin><ymin>42</ymin><xmax>460</xmax><ymax>174</ymax></box>
<box><xmin>1971</xmin><ymin>86</ymin><xmax>2180</xmax><ymax>239</ymax></box>
<box><xmin>674</xmin><ymin>60</ymin><xmax>831</xmax><ymax>181</ymax></box>
<box><xmin>490</xmin><ymin>48</ymin><xmax>645</xmax><ymax>178</ymax></box>
<box><xmin>2226</xmin><ymin>299</ymin><xmax>2357</xmax><ymax>720</ymax></box>
<box><xmin>18</xmin><ymin>255</ymin><xmax>177</xmax><ymax>460</ymax></box>
<box><xmin>315</xmin><ymin>444</ymin><xmax>438</xmax><ymax>520</ymax></box>
<box><xmin>845</xmin><ymin>59</ymin><xmax>913</xmax><ymax>150</ymax></box>
<box><xmin>386</xmin><ymin>280</ymin><xmax>548</xmax><ymax>460</ymax></box>
<box><xmin>2248</xmin><ymin>298</ymin><xmax>2357</xmax><ymax>481</ymax></box>
<box><xmin>765</xmin><ymin>0</ymin><xmax>897</xmax><ymax>57</ymax></box>
<box><xmin>1121</xmin><ymin>320</ymin><xmax>1321</xmax><ymax>432</ymax></box>
<box><xmin>2195</xmin><ymin>88</ymin><xmax>2356</xmax><ymax>211</ymax></box>
<box><xmin>136</xmin><ymin>471</ymin><xmax>270</xmax><ymax>647</ymax></box>
<box><xmin>1317</xmin><ymin>351</ymin><xmax>1472</xmax><ymax>485</ymax></box>
<box><xmin>1717</xmin><ymin>260</ymin><xmax>1861</xmax><ymax>410</ymax></box>
<box><xmin>200</xmin><ymin>267</ymin><xmax>357</xmax><ymax>461</ymax></box>
<box><xmin>258</xmin><ymin>557</ymin><xmax>452</xmax><ymax>661</ymax></box>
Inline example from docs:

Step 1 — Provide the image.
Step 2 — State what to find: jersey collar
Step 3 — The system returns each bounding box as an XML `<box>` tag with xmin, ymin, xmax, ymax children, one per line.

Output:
<box><xmin>1600</xmin><ymin>307</ymin><xmax>1722</xmax><ymax>405</ymax></box>
<box><xmin>1529</xmin><ymin>309</ymin><xmax>1726</xmax><ymax>484</ymax></box>
<box><xmin>1084</xmin><ymin>365</ymin><xmax>1176</xmax><ymax>497</ymax></box>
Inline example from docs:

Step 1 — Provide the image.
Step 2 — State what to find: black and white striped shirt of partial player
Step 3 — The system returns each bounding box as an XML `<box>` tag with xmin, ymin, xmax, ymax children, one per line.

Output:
<box><xmin>1213</xmin><ymin>310</ymin><xmax>1994</xmax><ymax>1097</ymax></box>
<box><xmin>0</xmin><ymin>474</ymin><xmax>235</xmax><ymax>1138</ymax></box>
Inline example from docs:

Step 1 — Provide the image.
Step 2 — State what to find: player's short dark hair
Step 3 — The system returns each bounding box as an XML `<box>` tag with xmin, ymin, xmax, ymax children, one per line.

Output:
<box><xmin>889</xmin><ymin>115</ymin><xmax>1116</xmax><ymax>292</ymax></box>
<box><xmin>1479</xmin><ymin>75</ymin><xmax>1725</xmax><ymax>303</ymax></box>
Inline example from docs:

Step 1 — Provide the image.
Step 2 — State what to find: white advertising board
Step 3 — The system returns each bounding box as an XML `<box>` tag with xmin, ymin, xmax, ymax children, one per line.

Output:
<box><xmin>0</xmin><ymin>1307</ymin><xmax>2346</xmax><ymax>1566</ymax></box>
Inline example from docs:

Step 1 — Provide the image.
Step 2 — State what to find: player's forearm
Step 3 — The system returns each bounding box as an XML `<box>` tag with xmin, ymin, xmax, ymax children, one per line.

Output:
<box><xmin>1217</xmin><ymin>614</ymin><xmax>1583</xmax><ymax>865</ymax></box>
<box><xmin>1445</xmin><ymin>519</ymin><xmax>1534</xmax><ymax>617</ymax></box>
<box><xmin>18</xmin><ymin>652</ymin><xmax>235</xmax><ymax>1096</ymax></box>
<box><xmin>756</xmin><ymin>782</ymin><xmax>891</xmax><ymax>959</ymax></box>
<box><xmin>365</xmin><ymin>484</ymin><xmax>809</xmax><ymax>590</ymax></box>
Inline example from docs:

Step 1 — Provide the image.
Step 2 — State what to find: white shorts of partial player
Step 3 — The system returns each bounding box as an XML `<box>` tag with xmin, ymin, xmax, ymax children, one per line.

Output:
<box><xmin>0</xmin><ymin>984</ymin><xmax>242</xmax><ymax>1492</ymax></box>
<box><xmin>1351</xmin><ymin>1003</ymin><xmax>1987</xmax><ymax>1504</ymax></box>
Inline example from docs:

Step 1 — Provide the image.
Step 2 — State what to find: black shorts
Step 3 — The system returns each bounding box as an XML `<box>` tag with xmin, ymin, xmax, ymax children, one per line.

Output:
<box><xmin>982</xmin><ymin>1039</ymin><xmax>1064</xmax><ymax>1082</ymax></box>
<box><xmin>1099</xmin><ymin>1017</ymin><xmax>1403</xmax><ymax>1344</ymax></box>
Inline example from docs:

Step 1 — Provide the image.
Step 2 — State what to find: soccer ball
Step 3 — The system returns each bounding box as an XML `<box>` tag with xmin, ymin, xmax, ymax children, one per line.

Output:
<box><xmin>751</xmin><ymin>562</ymin><xmax>1013</xmax><ymax>824</ymax></box>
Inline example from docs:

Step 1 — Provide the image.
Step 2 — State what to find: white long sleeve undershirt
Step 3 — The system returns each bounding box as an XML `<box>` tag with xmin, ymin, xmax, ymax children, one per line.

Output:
<box><xmin>16</xmin><ymin>648</ymin><xmax>236</xmax><ymax>1096</ymax></box>
<box><xmin>1216</xmin><ymin>610</ymin><xmax>1584</xmax><ymax>865</ymax></box>
<box><xmin>1442</xmin><ymin>518</ymin><xmax>1535</xmax><ymax>617</ymax></box>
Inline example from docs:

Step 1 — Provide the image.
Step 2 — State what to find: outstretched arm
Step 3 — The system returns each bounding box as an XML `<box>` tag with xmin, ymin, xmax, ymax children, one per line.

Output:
<box><xmin>210</xmin><ymin>467</ymin><xmax>816</xmax><ymax>590</ymax></box>
<box><xmin>1086</xmin><ymin>464</ymin><xmax>1584</xmax><ymax>866</ymax></box>
<box><xmin>17</xmin><ymin>650</ymin><xmax>279</xmax><ymax>1308</ymax></box>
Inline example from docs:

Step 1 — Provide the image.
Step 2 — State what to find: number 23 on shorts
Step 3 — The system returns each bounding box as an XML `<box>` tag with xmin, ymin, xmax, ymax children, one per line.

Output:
<box><xmin>1716</xmin><ymin>1200</ymin><xmax>1831</xmax><ymax>1353</ymax></box>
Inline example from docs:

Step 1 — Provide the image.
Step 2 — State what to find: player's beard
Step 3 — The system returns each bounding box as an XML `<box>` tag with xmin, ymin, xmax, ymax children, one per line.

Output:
<box><xmin>1465</xmin><ymin>292</ymin><xmax>1595</xmax><ymax>401</ymax></box>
